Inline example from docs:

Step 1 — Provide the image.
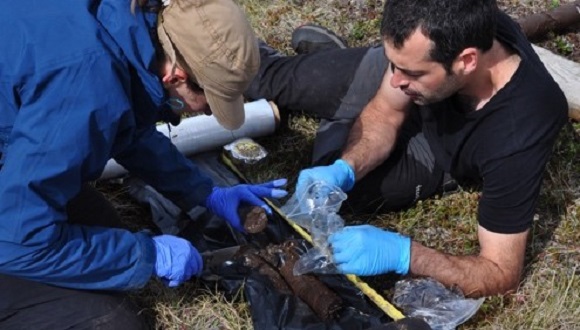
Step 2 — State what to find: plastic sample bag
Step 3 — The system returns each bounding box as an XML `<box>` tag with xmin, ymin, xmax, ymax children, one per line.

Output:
<box><xmin>125</xmin><ymin>152</ymin><xmax>393</xmax><ymax>329</ymax></box>
<box><xmin>392</xmin><ymin>278</ymin><xmax>484</xmax><ymax>330</ymax></box>
<box><xmin>281</xmin><ymin>182</ymin><xmax>347</xmax><ymax>275</ymax></box>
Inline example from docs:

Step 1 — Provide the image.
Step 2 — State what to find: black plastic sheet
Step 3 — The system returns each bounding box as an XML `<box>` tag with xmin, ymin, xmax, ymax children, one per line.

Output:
<box><xmin>131</xmin><ymin>152</ymin><xmax>395</xmax><ymax>329</ymax></box>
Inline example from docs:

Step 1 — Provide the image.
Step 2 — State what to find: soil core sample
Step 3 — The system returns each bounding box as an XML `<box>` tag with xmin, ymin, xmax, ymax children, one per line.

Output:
<box><xmin>238</xmin><ymin>240</ymin><xmax>343</xmax><ymax>320</ymax></box>
<box><xmin>239</xmin><ymin>206</ymin><xmax>268</xmax><ymax>233</ymax></box>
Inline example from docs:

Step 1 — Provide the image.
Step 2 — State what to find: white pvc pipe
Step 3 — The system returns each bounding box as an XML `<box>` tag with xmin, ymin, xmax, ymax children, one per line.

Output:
<box><xmin>100</xmin><ymin>99</ymin><xmax>279</xmax><ymax>180</ymax></box>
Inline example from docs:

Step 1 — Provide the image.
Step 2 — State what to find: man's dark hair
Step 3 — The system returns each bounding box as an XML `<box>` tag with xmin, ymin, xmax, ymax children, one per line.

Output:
<box><xmin>381</xmin><ymin>0</ymin><xmax>498</xmax><ymax>73</ymax></box>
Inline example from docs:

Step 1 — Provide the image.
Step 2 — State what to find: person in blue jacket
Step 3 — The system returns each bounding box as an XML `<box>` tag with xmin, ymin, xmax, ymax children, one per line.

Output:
<box><xmin>0</xmin><ymin>0</ymin><xmax>286</xmax><ymax>328</ymax></box>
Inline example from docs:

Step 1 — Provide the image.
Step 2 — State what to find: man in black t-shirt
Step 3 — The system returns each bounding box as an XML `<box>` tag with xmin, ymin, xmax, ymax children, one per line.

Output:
<box><xmin>246</xmin><ymin>0</ymin><xmax>568</xmax><ymax>297</ymax></box>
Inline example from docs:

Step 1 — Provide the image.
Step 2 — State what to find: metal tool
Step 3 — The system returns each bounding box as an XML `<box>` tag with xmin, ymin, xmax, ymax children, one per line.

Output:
<box><xmin>200</xmin><ymin>245</ymin><xmax>242</xmax><ymax>279</ymax></box>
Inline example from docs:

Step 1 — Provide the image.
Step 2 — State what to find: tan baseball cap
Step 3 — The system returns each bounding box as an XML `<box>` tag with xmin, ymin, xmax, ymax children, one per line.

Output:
<box><xmin>157</xmin><ymin>0</ymin><xmax>260</xmax><ymax>130</ymax></box>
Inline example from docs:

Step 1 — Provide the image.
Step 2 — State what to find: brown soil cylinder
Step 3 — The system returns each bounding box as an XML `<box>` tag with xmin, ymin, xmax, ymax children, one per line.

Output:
<box><xmin>240</xmin><ymin>240</ymin><xmax>343</xmax><ymax>321</ymax></box>
<box><xmin>239</xmin><ymin>206</ymin><xmax>268</xmax><ymax>234</ymax></box>
<box><xmin>517</xmin><ymin>1</ymin><xmax>580</xmax><ymax>41</ymax></box>
<box><xmin>242</xmin><ymin>249</ymin><xmax>293</xmax><ymax>294</ymax></box>
<box><xmin>276</xmin><ymin>241</ymin><xmax>343</xmax><ymax>320</ymax></box>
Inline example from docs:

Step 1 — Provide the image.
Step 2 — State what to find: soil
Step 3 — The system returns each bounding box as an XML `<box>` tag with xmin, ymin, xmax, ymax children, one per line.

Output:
<box><xmin>227</xmin><ymin>138</ymin><xmax>267</xmax><ymax>165</ymax></box>
<box><xmin>238</xmin><ymin>240</ymin><xmax>343</xmax><ymax>321</ymax></box>
<box><xmin>240</xmin><ymin>206</ymin><xmax>268</xmax><ymax>233</ymax></box>
<box><xmin>499</xmin><ymin>0</ymin><xmax>580</xmax><ymax>63</ymax></box>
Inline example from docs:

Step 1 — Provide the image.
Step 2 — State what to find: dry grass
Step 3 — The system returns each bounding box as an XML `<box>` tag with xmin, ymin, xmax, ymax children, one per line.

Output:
<box><xmin>133</xmin><ymin>280</ymin><xmax>252</xmax><ymax>330</ymax></box>
<box><xmin>99</xmin><ymin>0</ymin><xmax>580</xmax><ymax>328</ymax></box>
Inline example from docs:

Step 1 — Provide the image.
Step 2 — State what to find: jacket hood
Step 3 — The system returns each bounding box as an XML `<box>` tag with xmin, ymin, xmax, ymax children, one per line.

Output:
<box><xmin>96</xmin><ymin>0</ymin><xmax>165</xmax><ymax>107</ymax></box>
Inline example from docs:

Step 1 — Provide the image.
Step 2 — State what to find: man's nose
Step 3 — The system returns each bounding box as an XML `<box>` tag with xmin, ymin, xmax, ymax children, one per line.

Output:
<box><xmin>390</xmin><ymin>69</ymin><xmax>409</xmax><ymax>89</ymax></box>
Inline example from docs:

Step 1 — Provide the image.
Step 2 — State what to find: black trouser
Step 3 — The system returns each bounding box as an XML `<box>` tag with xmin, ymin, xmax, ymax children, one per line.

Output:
<box><xmin>0</xmin><ymin>184</ymin><xmax>148</xmax><ymax>330</ymax></box>
<box><xmin>246</xmin><ymin>44</ymin><xmax>447</xmax><ymax>213</ymax></box>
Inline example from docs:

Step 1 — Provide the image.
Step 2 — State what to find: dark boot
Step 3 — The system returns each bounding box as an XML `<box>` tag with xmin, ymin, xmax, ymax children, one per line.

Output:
<box><xmin>291</xmin><ymin>23</ymin><xmax>348</xmax><ymax>54</ymax></box>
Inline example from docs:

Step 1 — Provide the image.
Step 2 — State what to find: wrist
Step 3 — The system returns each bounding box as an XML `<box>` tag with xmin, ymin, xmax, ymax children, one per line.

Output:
<box><xmin>203</xmin><ymin>186</ymin><xmax>219</xmax><ymax>208</ymax></box>
<box><xmin>333</xmin><ymin>159</ymin><xmax>355</xmax><ymax>191</ymax></box>
<box><xmin>130</xmin><ymin>233</ymin><xmax>158</xmax><ymax>288</ymax></box>
<box><xmin>396</xmin><ymin>234</ymin><xmax>412</xmax><ymax>275</ymax></box>
<box><xmin>151</xmin><ymin>237</ymin><xmax>165</xmax><ymax>274</ymax></box>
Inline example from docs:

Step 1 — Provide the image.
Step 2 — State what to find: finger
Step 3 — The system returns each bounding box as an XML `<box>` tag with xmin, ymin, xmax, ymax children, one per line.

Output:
<box><xmin>271</xmin><ymin>189</ymin><xmax>288</xmax><ymax>199</ymax></box>
<box><xmin>272</xmin><ymin>178</ymin><xmax>287</xmax><ymax>187</ymax></box>
<box><xmin>295</xmin><ymin>171</ymin><xmax>314</xmax><ymax>192</ymax></box>
<box><xmin>329</xmin><ymin>229</ymin><xmax>351</xmax><ymax>244</ymax></box>
<box><xmin>247</xmin><ymin>185</ymin><xmax>288</xmax><ymax>199</ymax></box>
<box><xmin>333</xmin><ymin>226</ymin><xmax>359</xmax><ymax>240</ymax></box>
<box><xmin>336</xmin><ymin>263</ymin><xmax>355</xmax><ymax>275</ymax></box>
<box><xmin>163</xmin><ymin>276</ymin><xmax>178</xmax><ymax>287</ymax></box>
<box><xmin>333</xmin><ymin>250</ymin><xmax>351</xmax><ymax>264</ymax></box>
<box><xmin>229</xmin><ymin>215</ymin><xmax>245</xmax><ymax>232</ymax></box>
<box><xmin>255</xmin><ymin>178</ymin><xmax>287</xmax><ymax>188</ymax></box>
<box><xmin>240</xmin><ymin>193</ymin><xmax>273</xmax><ymax>215</ymax></box>
<box><xmin>328</xmin><ymin>233</ymin><xmax>342</xmax><ymax>248</ymax></box>
<box><xmin>221</xmin><ymin>205</ymin><xmax>244</xmax><ymax>231</ymax></box>
<box><xmin>330</xmin><ymin>243</ymin><xmax>343</xmax><ymax>255</ymax></box>
<box><xmin>315</xmin><ymin>185</ymin><xmax>332</xmax><ymax>198</ymax></box>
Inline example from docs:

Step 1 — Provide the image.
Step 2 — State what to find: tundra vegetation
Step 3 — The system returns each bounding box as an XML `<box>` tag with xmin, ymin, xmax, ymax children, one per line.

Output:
<box><xmin>99</xmin><ymin>0</ymin><xmax>579</xmax><ymax>328</ymax></box>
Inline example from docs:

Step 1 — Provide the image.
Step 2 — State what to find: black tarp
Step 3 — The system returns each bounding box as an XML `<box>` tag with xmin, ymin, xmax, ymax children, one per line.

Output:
<box><xmin>131</xmin><ymin>152</ymin><xmax>396</xmax><ymax>329</ymax></box>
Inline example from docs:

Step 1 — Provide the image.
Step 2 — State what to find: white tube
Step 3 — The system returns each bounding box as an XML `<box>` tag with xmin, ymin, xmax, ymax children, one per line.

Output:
<box><xmin>99</xmin><ymin>99</ymin><xmax>279</xmax><ymax>180</ymax></box>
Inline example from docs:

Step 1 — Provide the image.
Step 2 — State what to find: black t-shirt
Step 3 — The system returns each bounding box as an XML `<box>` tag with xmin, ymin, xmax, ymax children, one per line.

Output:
<box><xmin>421</xmin><ymin>12</ymin><xmax>568</xmax><ymax>233</ymax></box>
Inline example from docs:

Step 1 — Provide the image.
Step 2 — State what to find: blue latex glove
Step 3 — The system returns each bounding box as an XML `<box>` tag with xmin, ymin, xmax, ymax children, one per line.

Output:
<box><xmin>204</xmin><ymin>179</ymin><xmax>288</xmax><ymax>232</ymax></box>
<box><xmin>152</xmin><ymin>235</ymin><xmax>202</xmax><ymax>287</ymax></box>
<box><xmin>329</xmin><ymin>225</ymin><xmax>411</xmax><ymax>276</ymax></box>
<box><xmin>295</xmin><ymin>159</ymin><xmax>355</xmax><ymax>199</ymax></box>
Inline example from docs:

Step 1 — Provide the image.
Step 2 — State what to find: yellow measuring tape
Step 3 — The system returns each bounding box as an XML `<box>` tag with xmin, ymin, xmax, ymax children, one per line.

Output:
<box><xmin>221</xmin><ymin>154</ymin><xmax>405</xmax><ymax>321</ymax></box>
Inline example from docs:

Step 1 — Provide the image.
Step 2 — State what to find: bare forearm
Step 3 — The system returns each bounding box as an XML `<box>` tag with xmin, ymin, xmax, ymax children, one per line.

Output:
<box><xmin>342</xmin><ymin>103</ymin><xmax>402</xmax><ymax>178</ymax></box>
<box><xmin>341</xmin><ymin>68</ymin><xmax>410</xmax><ymax>179</ymax></box>
<box><xmin>410</xmin><ymin>242</ymin><xmax>522</xmax><ymax>297</ymax></box>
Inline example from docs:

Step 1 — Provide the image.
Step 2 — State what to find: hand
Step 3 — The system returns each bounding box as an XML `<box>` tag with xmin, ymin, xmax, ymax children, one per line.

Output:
<box><xmin>329</xmin><ymin>225</ymin><xmax>411</xmax><ymax>276</ymax></box>
<box><xmin>152</xmin><ymin>235</ymin><xmax>202</xmax><ymax>287</ymax></box>
<box><xmin>204</xmin><ymin>179</ymin><xmax>288</xmax><ymax>232</ymax></box>
<box><xmin>295</xmin><ymin>159</ymin><xmax>355</xmax><ymax>199</ymax></box>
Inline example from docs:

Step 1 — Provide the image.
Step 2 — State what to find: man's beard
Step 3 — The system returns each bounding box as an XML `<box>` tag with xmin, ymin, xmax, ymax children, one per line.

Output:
<box><xmin>411</xmin><ymin>73</ymin><xmax>462</xmax><ymax>105</ymax></box>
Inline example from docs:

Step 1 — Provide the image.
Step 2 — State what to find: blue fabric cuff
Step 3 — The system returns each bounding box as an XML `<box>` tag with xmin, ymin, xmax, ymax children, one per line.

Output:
<box><xmin>397</xmin><ymin>234</ymin><xmax>412</xmax><ymax>275</ymax></box>
<box><xmin>174</xmin><ymin>182</ymin><xmax>214</xmax><ymax>212</ymax></box>
<box><xmin>125</xmin><ymin>232</ymin><xmax>157</xmax><ymax>290</ymax></box>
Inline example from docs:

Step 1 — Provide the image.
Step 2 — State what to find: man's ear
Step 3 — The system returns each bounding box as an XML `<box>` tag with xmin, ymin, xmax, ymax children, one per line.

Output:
<box><xmin>456</xmin><ymin>47</ymin><xmax>478</xmax><ymax>75</ymax></box>
<box><xmin>161</xmin><ymin>64</ymin><xmax>188</xmax><ymax>87</ymax></box>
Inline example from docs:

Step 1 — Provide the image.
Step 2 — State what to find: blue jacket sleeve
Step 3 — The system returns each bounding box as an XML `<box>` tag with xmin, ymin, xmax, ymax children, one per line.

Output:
<box><xmin>0</xmin><ymin>51</ymin><xmax>156</xmax><ymax>290</ymax></box>
<box><xmin>114</xmin><ymin>125</ymin><xmax>214</xmax><ymax>212</ymax></box>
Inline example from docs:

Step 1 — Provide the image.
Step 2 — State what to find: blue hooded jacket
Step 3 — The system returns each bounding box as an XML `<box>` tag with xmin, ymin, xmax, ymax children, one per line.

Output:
<box><xmin>0</xmin><ymin>0</ymin><xmax>213</xmax><ymax>290</ymax></box>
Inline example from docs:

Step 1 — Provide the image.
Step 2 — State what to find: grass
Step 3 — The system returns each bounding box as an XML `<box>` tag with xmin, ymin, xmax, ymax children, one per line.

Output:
<box><xmin>98</xmin><ymin>0</ymin><xmax>580</xmax><ymax>328</ymax></box>
<box><xmin>134</xmin><ymin>281</ymin><xmax>253</xmax><ymax>330</ymax></box>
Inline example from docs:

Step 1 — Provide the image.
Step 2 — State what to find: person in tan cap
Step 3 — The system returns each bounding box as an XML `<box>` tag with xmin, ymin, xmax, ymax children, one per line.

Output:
<box><xmin>157</xmin><ymin>0</ymin><xmax>260</xmax><ymax>130</ymax></box>
<box><xmin>0</xmin><ymin>0</ymin><xmax>284</xmax><ymax>329</ymax></box>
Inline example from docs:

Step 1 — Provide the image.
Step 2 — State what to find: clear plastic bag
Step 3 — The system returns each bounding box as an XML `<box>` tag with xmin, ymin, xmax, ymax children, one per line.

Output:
<box><xmin>281</xmin><ymin>181</ymin><xmax>347</xmax><ymax>275</ymax></box>
<box><xmin>392</xmin><ymin>277</ymin><xmax>485</xmax><ymax>330</ymax></box>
